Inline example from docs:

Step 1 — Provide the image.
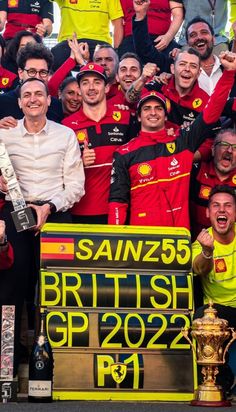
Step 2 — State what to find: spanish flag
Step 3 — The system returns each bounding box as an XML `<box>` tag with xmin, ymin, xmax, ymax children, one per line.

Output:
<box><xmin>41</xmin><ymin>237</ymin><xmax>75</xmax><ymax>260</ymax></box>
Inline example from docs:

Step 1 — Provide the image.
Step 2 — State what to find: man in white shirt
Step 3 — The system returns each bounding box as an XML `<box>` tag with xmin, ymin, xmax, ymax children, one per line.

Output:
<box><xmin>0</xmin><ymin>77</ymin><xmax>84</xmax><ymax>374</ymax></box>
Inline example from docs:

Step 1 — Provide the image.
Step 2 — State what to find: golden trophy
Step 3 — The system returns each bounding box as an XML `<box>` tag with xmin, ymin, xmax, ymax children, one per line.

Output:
<box><xmin>182</xmin><ymin>302</ymin><xmax>236</xmax><ymax>406</ymax></box>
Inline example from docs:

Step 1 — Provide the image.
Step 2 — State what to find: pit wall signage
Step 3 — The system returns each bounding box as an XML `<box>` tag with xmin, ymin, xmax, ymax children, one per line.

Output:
<box><xmin>40</xmin><ymin>224</ymin><xmax>196</xmax><ymax>401</ymax></box>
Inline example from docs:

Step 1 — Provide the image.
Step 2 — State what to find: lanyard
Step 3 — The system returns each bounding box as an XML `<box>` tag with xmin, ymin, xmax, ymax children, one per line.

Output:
<box><xmin>207</xmin><ymin>0</ymin><xmax>216</xmax><ymax>28</ymax></box>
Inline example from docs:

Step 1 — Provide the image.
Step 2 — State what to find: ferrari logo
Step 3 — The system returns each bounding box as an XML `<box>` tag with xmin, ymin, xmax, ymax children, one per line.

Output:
<box><xmin>112</xmin><ymin>111</ymin><xmax>121</xmax><ymax>121</ymax></box>
<box><xmin>2</xmin><ymin>78</ymin><xmax>9</xmax><ymax>86</ymax></box>
<box><xmin>166</xmin><ymin>142</ymin><xmax>176</xmax><ymax>154</ymax></box>
<box><xmin>88</xmin><ymin>64</ymin><xmax>94</xmax><ymax>69</ymax></box>
<box><xmin>111</xmin><ymin>363</ymin><xmax>127</xmax><ymax>384</ymax></box>
<box><xmin>192</xmin><ymin>98</ymin><xmax>203</xmax><ymax>109</ymax></box>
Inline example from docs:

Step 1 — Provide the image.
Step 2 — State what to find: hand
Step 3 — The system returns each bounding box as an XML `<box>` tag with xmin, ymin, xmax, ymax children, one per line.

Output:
<box><xmin>133</xmin><ymin>0</ymin><xmax>150</xmax><ymax>20</ymax></box>
<box><xmin>197</xmin><ymin>229</ymin><xmax>214</xmax><ymax>254</ymax></box>
<box><xmin>68</xmin><ymin>34</ymin><xmax>89</xmax><ymax>65</ymax></box>
<box><xmin>78</xmin><ymin>42</ymin><xmax>90</xmax><ymax>62</ymax></box>
<box><xmin>154</xmin><ymin>34</ymin><xmax>171</xmax><ymax>51</ymax></box>
<box><xmin>35</xmin><ymin>23</ymin><xmax>47</xmax><ymax>37</ymax></box>
<box><xmin>0</xmin><ymin>175</ymin><xmax>8</xmax><ymax>194</ymax></box>
<box><xmin>114</xmin><ymin>104</ymin><xmax>129</xmax><ymax>111</ymax></box>
<box><xmin>169</xmin><ymin>47</ymin><xmax>180</xmax><ymax>60</ymax></box>
<box><xmin>28</xmin><ymin>203</ymin><xmax>51</xmax><ymax>234</ymax></box>
<box><xmin>0</xmin><ymin>116</ymin><xmax>17</xmax><ymax>129</ymax></box>
<box><xmin>82</xmin><ymin>140</ymin><xmax>96</xmax><ymax>166</ymax></box>
<box><xmin>154</xmin><ymin>72</ymin><xmax>171</xmax><ymax>85</ymax></box>
<box><xmin>141</xmin><ymin>62</ymin><xmax>158</xmax><ymax>81</ymax></box>
<box><xmin>219</xmin><ymin>51</ymin><xmax>236</xmax><ymax>71</ymax></box>
<box><xmin>0</xmin><ymin>220</ymin><xmax>6</xmax><ymax>243</ymax></box>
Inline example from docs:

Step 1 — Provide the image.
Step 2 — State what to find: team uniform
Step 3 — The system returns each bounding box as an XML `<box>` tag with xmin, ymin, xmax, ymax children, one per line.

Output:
<box><xmin>62</xmin><ymin>105</ymin><xmax>138</xmax><ymax>220</ymax></box>
<box><xmin>108</xmin><ymin>70</ymin><xmax>235</xmax><ymax>229</ymax></box>
<box><xmin>0</xmin><ymin>66</ymin><xmax>17</xmax><ymax>93</ymax></box>
<box><xmin>54</xmin><ymin>0</ymin><xmax>123</xmax><ymax>44</ymax></box>
<box><xmin>0</xmin><ymin>0</ymin><xmax>53</xmax><ymax>39</ymax></box>
<box><xmin>192</xmin><ymin>224</ymin><xmax>236</xmax><ymax>308</ymax></box>
<box><xmin>190</xmin><ymin>161</ymin><xmax>236</xmax><ymax>240</ymax></box>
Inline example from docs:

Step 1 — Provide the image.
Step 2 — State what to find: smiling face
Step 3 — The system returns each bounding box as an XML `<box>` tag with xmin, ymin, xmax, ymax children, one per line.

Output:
<box><xmin>117</xmin><ymin>57</ymin><xmax>142</xmax><ymax>92</ymax></box>
<box><xmin>59</xmin><ymin>80</ymin><xmax>81</xmax><ymax>115</ymax></box>
<box><xmin>213</xmin><ymin>131</ymin><xmax>236</xmax><ymax>177</ymax></box>
<box><xmin>18</xmin><ymin>79</ymin><xmax>50</xmax><ymax>120</ymax></box>
<box><xmin>187</xmin><ymin>22</ymin><xmax>214</xmax><ymax>60</ymax></box>
<box><xmin>172</xmin><ymin>51</ymin><xmax>200</xmax><ymax>95</ymax></box>
<box><xmin>139</xmin><ymin>98</ymin><xmax>166</xmax><ymax>132</ymax></box>
<box><xmin>78</xmin><ymin>73</ymin><xmax>109</xmax><ymax>106</ymax></box>
<box><xmin>207</xmin><ymin>192</ymin><xmax>236</xmax><ymax>238</ymax></box>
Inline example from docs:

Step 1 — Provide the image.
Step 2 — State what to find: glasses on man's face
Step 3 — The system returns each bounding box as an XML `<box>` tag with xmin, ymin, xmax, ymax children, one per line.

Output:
<box><xmin>23</xmin><ymin>68</ymin><xmax>49</xmax><ymax>78</ymax></box>
<box><xmin>214</xmin><ymin>141</ymin><xmax>236</xmax><ymax>151</ymax></box>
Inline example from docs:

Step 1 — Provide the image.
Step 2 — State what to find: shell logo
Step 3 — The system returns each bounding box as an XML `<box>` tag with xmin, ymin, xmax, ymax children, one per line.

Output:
<box><xmin>232</xmin><ymin>175</ymin><xmax>236</xmax><ymax>185</ymax></box>
<box><xmin>200</xmin><ymin>185</ymin><xmax>210</xmax><ymax>199</ymax></box>
<box><xmin>166</xmin><ymin>98</ymin><xmax>171</xmax><ymax>113</ymax></box>
<box><xmin>77</xmin><ymin>130</ymin><xmax>87</xmax><ymax>142</ymax></box>
<box><xmin>8</xmin><ymin>0</ymin><xmax>18</xmax><ymax>6</ymax></box>
<box><xmin>137</xmin><ymin>163</ymin><xmax>152</xmax><ymax>177</ymax></box>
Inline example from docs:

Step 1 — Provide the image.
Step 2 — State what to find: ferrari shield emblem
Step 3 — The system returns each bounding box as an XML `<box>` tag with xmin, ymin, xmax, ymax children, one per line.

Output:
<box><xmin>166</xmin><ymin>142</ymin><xmax>176</xmax><ymax>154</ymax></box>
<box><xmin>112</xmin><ymin>111</ymin><xmax>121</xmax><ymax>121</ymax></box>
<box><xmin>2</xmin><ymin>78</ymin><xmax>9</xmax><ymax>86</ymax></box>
<box><xmin>111</xmin><ymin>363</ymin><xmax>127</xmax><ymax>383</ymax></box>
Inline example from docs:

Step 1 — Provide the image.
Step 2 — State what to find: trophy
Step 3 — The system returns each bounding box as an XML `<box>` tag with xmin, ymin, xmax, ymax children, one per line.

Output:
<box><xmin>0</xmin><ymin>142</ymin><xmax>36</xmax><ymax>232</ymax></box>
<box><xmin>182</xmin><ymin>302</ymin><xmax>236</xmax><ymax>406</ymax></box>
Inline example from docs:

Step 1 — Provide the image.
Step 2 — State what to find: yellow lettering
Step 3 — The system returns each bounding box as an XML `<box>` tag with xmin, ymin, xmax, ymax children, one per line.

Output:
<box><xmin>47</xmin><ymin>311</ymin><xmax>67</xmax><ymax>347</ymax></box>
<box><xmin>114</xmin><ymin>239</ymin><xmax>123</xmax><ymax>261</ymax></box>
<box><xmin>96</xmin><ymin>355</ymin><xmax>114</xmax><ymax>386</ymax></box>
<box><xmin>76</xmin><ymin>239</ymin><xmax>93</xmax><ymax>260</ymax></box>
<box><xmin>143</xmin><ymin>241</ymin><xmax>160</xmax><ymax>262</ymax></box>
<box><xmin>105</xmin><ymin>274</ymin><xmax>127</xmax><ymax>307</ymax></box>
<box><xmin>67</xmin><ymin>312</ymin><xmax>88</xmax><ymax>348</ymax></box>
<box><xmin>135</xmin><ymin>274</ymin><xmax>141</xmax><ymax>308</ymax></box>
<box><xmin>150</xmin><ymin>275</ymin><xmax>172</xmax><ymax>309</ymax></box>
<box><xmin>161</xmin><ymin>239</ymin><xmax>176</xmax><ymax>264</ymax></box>
<box><xmin>93</xmin><ymin>240</ymin><xmax>113</xmax><ymax>261</ymax></box>
<box><xmin>61</xmin><ymin>273</ymin><xmax>83</xmax><ymax>307</ymax></box>
<box><xmin>172</xmin><ymin>274</ymin><xmax>193</xmax><ymax>310</ymax></box>
<box><xmin>123</xmin><ymin>240</ymin><xmax>142</xmax><ymax>261</ymax></box>
<box><xmin>92</xmin><ymin>273</ymin><xmax>97</xmax><ymax>307</ymax></box>
<box><xmin>40</xmin><ymin>272</ymin><xmax>61</xmax><ymax>306</ymax></box>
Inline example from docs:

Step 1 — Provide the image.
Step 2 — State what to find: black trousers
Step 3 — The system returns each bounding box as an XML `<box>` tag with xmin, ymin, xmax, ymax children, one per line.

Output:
<box><xmin>0</xmin><ymin>202</ymin><xmax>72</xmax><ymax>374</ymax></box>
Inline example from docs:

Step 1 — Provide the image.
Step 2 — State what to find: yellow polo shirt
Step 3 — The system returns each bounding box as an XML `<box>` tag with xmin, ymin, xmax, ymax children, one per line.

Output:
<box><xmin>192</xmin><ymin>225</ymin><xmax>236</xmax><ymax>308</ymax></box>
<box><xmin>53</xmin><ymin>0</ymin><xmax>123</xmax><ymax>43</ymax></box>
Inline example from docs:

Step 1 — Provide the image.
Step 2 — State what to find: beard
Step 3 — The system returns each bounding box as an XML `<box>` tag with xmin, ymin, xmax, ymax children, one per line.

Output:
<box><xmin>200</xmin><ymin>44</ymin><xmax>214</xmax><ymax>60</ymax></box>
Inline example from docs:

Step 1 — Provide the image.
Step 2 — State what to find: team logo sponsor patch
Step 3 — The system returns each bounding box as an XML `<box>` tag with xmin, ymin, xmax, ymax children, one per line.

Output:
<box><xmin>166</xmin><ymin>142</ymin><xmax>176</xmax><ymax>154</ymax></box>
<box><xmin>111</xmin><ymin>363</ymin><xmax>127</xmax><ymax>384</ymax></box>
<box><xmin>166</xmin><ymin>98</ymin><xmax>171</xmax><ymax>113</ymax></box>
<box><xmin>215</xmin><ymin>258</ymin><xmax>227</xmax><ymax>273</ymax></box>
<box><xmin>192</xmin><ymin>98</ymin><xmax>203</xmax><ymax>109</ymax></box>
<box><xmin>88</xmin><ymin>64</ymin><xmax>94</xmax><ymax>69</ymax></box>
<box><xmin>112</xmin><ymin>111</ymin><xmax>121</xmax><ymax>121</ymax></box>
<box><xmin>8</xmin><ymin>0</ymin><xmax>18</xmax><ymax>6</ymax></box>
<box><xmin>137</xmin><ymin>163</ymin><xmax>152</xmax><ymax>177</ymax></box>
<box><xmin>1</xmin><ymin>78</ymin><xmax>9</xmax><ymax>86</ymax></box>
<box><xmin>199</xmin><ymin>185</ymin><xmax>211</xmax><ymax>199</ymax></box>
<box><xmin>70</xmin><ymin>0</ymin><xmax>78</xmax><ymax>3</ymax></box>
<box><xmin>232</xmin><ymin>175</ymin><xmax>236</xmax><ymax>185</ymax></box>
<box><xmin>77</xmin><ymin>129</ymin><xmax>88</xmax><ymax>143</ymax></box>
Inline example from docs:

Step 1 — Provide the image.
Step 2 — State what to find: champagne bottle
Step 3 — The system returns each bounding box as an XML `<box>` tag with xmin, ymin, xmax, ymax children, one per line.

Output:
<box><xmin>28</xmin><ymin>311</ymin><xmax>53</xmax><ymax>402</ymax></box>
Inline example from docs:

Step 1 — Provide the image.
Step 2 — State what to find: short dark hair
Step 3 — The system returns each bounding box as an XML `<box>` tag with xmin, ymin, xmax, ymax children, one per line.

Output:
<box><xmin>93</xmin><ymin>44</ymin><xmax>119</xmax><ymax>71</ymax></box>
<box><xmin>185</xmin><ymin>16</ymin><xmax>214</xmax><ymax>41</ymax></box>
<box><xmin>175</xmin><ymin>46</ymin><xmax>201</xmax><ymax>63</ymax></box>
<box><xmin>18</xmin><ymin>77</ymin><xmax>49</xmax><ymax>97</ymax></box>
<box><xmin>214</xmin><ymin>128</ymin><xmax>236</xmax><ymax>145</ymax></box>
<box><xmin>119</xmin><ymin>52</ymin><xmax>142</xmax><ymax>72</ymax></box>
<box><xmin>4</xmin><ymin>31</ymin><xmax>42</xmax><ymax>65</ymax></box>
<box><xmin>16</xmin><ymin>42</ymin><xmax>54</xmax><ymax>72</ymax></box>
<box><xmin>208</xmin><ymin>185</ymin><xmax>236</xmax><ymax>204</ymax></box>
<box><xmin>59</xmin><ymin>76</ymin><xmax>78</xmax><ymax>93</ymax></box>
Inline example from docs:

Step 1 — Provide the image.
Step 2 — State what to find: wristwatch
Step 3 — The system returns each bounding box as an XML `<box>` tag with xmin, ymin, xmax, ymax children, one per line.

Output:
<box><xmin>48</xmin><ymin>202</ymin><xmax>56</xmax><ymax>214</ymax></box>
<box><xmin>0</xmin><ymin>235</ymin><xmax>8</xmax><ymax>247</ymax></box>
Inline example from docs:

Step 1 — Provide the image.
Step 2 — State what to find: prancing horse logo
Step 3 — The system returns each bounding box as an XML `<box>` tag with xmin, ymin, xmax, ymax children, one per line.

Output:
<box><xmin>111</xmin><ymin>363</ymin><xmax>127</xmax><ymax>383</ymax></box>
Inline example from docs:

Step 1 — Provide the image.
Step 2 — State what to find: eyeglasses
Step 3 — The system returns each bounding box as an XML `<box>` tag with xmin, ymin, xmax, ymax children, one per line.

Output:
<box><xmin>214</xmin><ymin>141</ymin><xmax>236</xmax><ymax>151</ymax></box>
<box><xmin>23</xmin><ymin>68</ymin><xmax>49</xmax><ymax>78</ymax></box>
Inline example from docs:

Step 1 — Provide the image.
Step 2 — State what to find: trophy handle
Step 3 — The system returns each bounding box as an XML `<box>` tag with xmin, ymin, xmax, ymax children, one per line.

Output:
<box><xmin>223</xmin><ymin>328</ymin><xmax>236</xmax><ymax>363</ymax></box>
<box><xmin>181</xmin><ymin>328</ymin><xmax>197</xmax><ymax>359</ymax></box>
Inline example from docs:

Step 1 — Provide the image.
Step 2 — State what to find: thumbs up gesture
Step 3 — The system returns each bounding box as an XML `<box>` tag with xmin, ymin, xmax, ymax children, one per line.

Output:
<box><xmin>82</xmin><ymin>140</ymin><xmax>96</xmax><ymax>166</ymax></box>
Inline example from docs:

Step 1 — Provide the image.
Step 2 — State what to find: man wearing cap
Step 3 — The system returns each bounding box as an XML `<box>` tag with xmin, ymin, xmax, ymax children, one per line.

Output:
<box><xmin>62</xmin><ymin>62</ymin><xmax>138</xmax><ymax>224</ymax></box>
<box><xmin>108</xmin><ymin>52</ymin><xmax>236</xmax><ymax>228</ymax></box>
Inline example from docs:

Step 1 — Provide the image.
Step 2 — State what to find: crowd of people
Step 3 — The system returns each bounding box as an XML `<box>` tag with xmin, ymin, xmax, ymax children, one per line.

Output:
<box><xmin>0</xmin><ymin>0</ymin><xmax>236</xmax><ymax>394</ymax></box>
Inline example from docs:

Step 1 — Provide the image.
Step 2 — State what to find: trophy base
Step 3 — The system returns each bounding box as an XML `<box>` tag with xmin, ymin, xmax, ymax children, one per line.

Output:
<box><xmin>191</xmin><ymin>383</ymin><xmax>231</xmax><ymax>407</ymax></box>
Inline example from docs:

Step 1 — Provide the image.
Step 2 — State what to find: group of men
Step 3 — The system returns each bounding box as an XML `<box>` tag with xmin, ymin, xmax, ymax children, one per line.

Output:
<box><xmin>0</xmin><ymin>0</ymin><xmax>236</xmax><ymax>388</ymax></box>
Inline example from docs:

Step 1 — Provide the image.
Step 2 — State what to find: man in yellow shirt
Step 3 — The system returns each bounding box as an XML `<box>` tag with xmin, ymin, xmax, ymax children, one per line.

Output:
<box><xmin>51</xmin><ymin>0</ymin><xmax>124</xmax><ymax>70</ymax></box>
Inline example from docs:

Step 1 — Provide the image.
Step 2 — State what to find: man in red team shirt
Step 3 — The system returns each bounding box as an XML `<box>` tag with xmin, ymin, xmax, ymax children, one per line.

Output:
<box><xmin>63</xmin><ymin>62</ymin><xmax>138</xmax><ymax>224</ymax></box>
